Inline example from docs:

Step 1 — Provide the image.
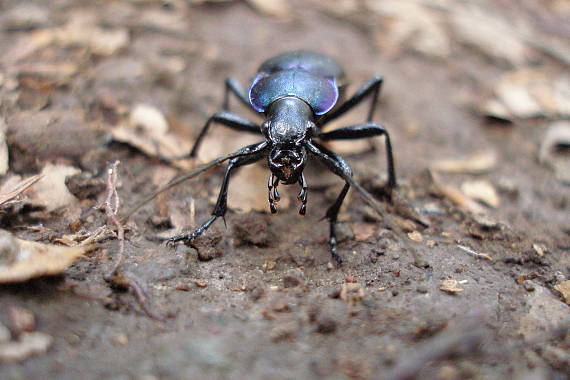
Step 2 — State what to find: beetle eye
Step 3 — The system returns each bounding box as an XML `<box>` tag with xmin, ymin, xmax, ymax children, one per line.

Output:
<box><xmin>261</xmin><ymin>121</ymin><xmax>270</xmax><ymax>137</ymax></box>
<box><xmin>306</xmin><ymin>121</ymin><xmax>317</xmax><ymax>136</ymax></box>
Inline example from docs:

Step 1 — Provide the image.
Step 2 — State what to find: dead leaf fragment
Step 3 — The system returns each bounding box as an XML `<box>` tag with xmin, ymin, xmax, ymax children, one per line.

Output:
<box><xmin>352</xmin><ymin>222</ymin><xmax>376</xmax><ymax>241</ymax></box>
<box><xmin>32</xmin><ymin>163</ymin><xmax>81</xmax><ymax>212</ymax></box>
<box><xmin>0</xmin><ymin>229</ymin><xmax>97</xmax><ymax>284</ymax></box>
<box><xmin>539</xmin><ymin>121</ymin><xmax>570</xmax><ymax>184</ymax></box>
<box><xmin>554</xmin><ymin>281</ymin><xmax>570</xmax><ymax>305</ymax></box>
<box><xmin>431</xmin><ymin>151</ymin><xmax>497</xmax><ymax>174</ymax></box>
<box><xmin>430</xmin><ymin>171</ymin><xmax>487</xmax><ymax>214</ymax></box>
<box><xmin>481</xmin><ymin>70</ymin><xmax>570</xmax><ymax>120</ymax></box>
<box><xmin>247</xmin><ymin>0</ymin><xmax>291</xmax><ymax>18</ymax></box>
<box><xmin>460</xmin><ymin>180</ymin><xmax>500</xmax><ymax>208</ymax></box>
<box><xmin>0</xmin><ymin>332</ymin><xmax>53</xmax><ymax>362</ymax></box>
<box><xmin>367</xmin><ymin>0</ymin><xmax>450</xmax><ymax>59</ymax></box>
<box><xmin>0</xmin><ymin>174</ymin><xmax>43</xmax><ymax>207</ymax></box>
<box><xmin>451</xmin><ymin>4</ymin><xmax>532</xmax><ymax>66</ymax></box>
<box><xmin>112</xmin><ymin>104</ymin><xmax>192</xmax><ymax>168</ymax></box>
<box><xmin>228</xmin><ymin>163</ymin><xmax>290</xmax><ymax>213</ymax></box>
<box><xmin>439</xmin><ymin>279</ymin><xmax>464</xmax><ymax>294</ymax></box>
<box><xmin>0</xmin><ymin>118</ymin><xmax>8</xmax><ymax>175</ymax></box>
<box><xmin>43</xmin><ymin>13</ymin><xmax>129</xmax><ymax>56</ymax></box>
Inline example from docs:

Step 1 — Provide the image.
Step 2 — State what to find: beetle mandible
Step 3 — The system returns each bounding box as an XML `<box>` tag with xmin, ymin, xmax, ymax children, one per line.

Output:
<box><xmin>167</xmin><ymin>50</ymin><xmax>396</xmax><ymax>264</ymax></box>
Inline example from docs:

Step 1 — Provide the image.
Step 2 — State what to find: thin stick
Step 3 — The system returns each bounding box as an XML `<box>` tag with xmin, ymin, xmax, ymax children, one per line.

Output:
<box><xmin>103</xmin><ymin>161</ymin><xmax>124</xmax><ymax>280</ymax></box>
<box><xmin>0</xmin><ymin>174</ymin><xmax>43</xmax><ymax>206</ymax></box>
<box><xmin>101</xmin><ymin>161</ymin><xmax>168</xmax><ymax>323</ymax></box>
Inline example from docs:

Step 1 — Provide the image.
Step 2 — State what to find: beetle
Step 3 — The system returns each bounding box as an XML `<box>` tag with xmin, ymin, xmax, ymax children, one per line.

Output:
<box><xmin>165</xmin><ymin>50</ymin><xmax>396</xmax><ymax>264</ymax></box>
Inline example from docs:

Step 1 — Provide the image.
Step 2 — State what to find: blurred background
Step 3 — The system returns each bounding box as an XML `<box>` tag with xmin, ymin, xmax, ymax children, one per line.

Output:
<box><xmin>0</xmin><ymin>0</ymin><xmax>569</xmax><ymax>379</ymax></box>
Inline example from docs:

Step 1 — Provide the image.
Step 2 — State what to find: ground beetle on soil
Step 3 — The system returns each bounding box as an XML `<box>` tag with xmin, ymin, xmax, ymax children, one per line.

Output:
<box><xmin>166</xmin><ymin>50</ymin><xmax>397</xmax><ymax>264</ymax></box>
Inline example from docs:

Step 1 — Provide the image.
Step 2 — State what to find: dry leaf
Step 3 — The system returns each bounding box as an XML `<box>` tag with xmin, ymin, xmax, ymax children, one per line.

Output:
<box><xmin>451</xmin><ymin>4</ymin><xmax>532</xmax><ymax>66</ymax></box>
<box><xmin>352</xmin><ymin>222</ymin><xmax>376</xmax><ymax>241</ymax></box>
<box><xmin>48</xmin><ymin>13</ymin><xmax>129</xmax><ymax>56</ymax></box>
<box><xmin>247</xmin><ymin>0</ymin><xmax>291</xmax><ymax>18</ymax></box>
<box><xmin>554</xmin><ymin>280</ymin><xmax>570</xmax><ymax>305</ymax></box>
<box><xmin>0</xmin><ymin>118</ymin><xmax>8</xmax><ymax>175</ymax></box>
<box><xmin>460</xmin><ymin>180</ymin><xmax>500</xmax><ymax>208</ymax></box>
<box><xmin>111</xmin><ymin>103</ymin><xmax>192</xmax><ymax>168</ymax></box>
<box><xmin>367</xmin><ymin>0</ymin><xmax>450</xmax><ymax>59</ymax></box>
<box><xmin>481</xmin><ymin>69</ymin><xmax>570</xmax><ymax>120</ymax></box>
<box><xmin>439</xmin><ymin>279</ymin><xmax>464</xmax><ymax>294</ymax></box>
<box><xmin>17</xmin><ymin>62</ymin><xmax>79</xmax><ymax>87</ymax></box>
<box><xmin>431</xmin><ymin>150</ymin><xmax>497</xmax><ymax>174</ymax></box>
<box><xmin>0</xmin><ymin>229</ymin><xmax>97</xmax><ymax>283</ymax></box>
<box><xmin>538</xmin><ymin>121</ymin><xmax>570</xmax><ymax>184</ymax></box>
<box><xmin>31</xmin><ymin>163</ymin><xmax>81</xmax><ymax>212</ymax></box>
<box><xmin>228</xmin><ymin>163</ymin><xmax>290</xmax><ymax>213</ymax></box>
<box><xmin>430</xmin><ymin>171</ymin><xmax>487</xmax><ymax>214</ymax></box>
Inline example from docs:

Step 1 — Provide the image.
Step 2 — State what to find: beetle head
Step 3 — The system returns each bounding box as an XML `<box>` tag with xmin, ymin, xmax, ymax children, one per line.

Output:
<box><xmin>268</xmin><ymin>145</ymin><xmax>307</xmax><ymax>184</ymax></box>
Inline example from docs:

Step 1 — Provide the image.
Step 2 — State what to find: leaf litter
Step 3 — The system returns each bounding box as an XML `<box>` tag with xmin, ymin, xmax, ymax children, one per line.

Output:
<box><xmin>0</xmin><ymin>229</ymin><xmax>97</xmax><ymax>284</ymax></box>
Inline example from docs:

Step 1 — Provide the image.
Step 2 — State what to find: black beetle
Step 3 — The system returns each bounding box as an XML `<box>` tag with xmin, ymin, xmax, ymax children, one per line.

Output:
<box><xmin>165</xmin><ymin>50</ymin><xmax>396</xmax><ymax>264</ymax></box>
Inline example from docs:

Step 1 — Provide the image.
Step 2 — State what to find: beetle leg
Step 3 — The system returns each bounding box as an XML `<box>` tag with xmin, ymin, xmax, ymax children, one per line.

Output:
<box><xmin>268</xmin><ymin>173</ymin><xmax>278</xmax><ymax>215</ymax></box>
<box><xmin>165</xmin><ymin>144</ymin><xmax>268</xmax><ymax>245</ymax></box>
<box><xmin>298</xmin><ymin>173</ymin><xmax>308</xmax><ymax>216</ymax></box>
<box><xmin>190</xmin><ymin>111</ymin><xmax>262</xmax><ymax>158</ymax></box>
<box><xmin>223</xmin><ymin>77</ymin><xmax>259</xmax><ymax>115</ymax></box>
<box><xmin>318</xmin><ymin>76</ymin><xmax>383</xmax><ymax>127</ymax></box>
<box><xmin>306</xmin><ymin>141</ymin><xmax>353</xmax><ymax>264</ymax></box>
<box><xmin>318</xmin><ymin>122</ymin><xmax>396</xmax><ymax>189</ymax></box>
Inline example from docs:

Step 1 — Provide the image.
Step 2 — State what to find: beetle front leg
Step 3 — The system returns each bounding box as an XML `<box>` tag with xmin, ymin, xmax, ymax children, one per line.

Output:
<box><xmin>165</xmin><ymin>146</ymin><xmax>267</xmax><ymax>245</ymax></box>
<box><xmin>298</xmin><ymin>173</ymin><xmax>308</xmax><ymax>216</ymax></box>
<box><xmin>306</xmin><ymin>141</ymin><xmax>354</xmax><ymax>264</ymax></box>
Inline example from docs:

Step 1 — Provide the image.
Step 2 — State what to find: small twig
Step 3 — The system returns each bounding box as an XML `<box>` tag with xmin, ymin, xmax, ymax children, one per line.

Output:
<box><xmin>101</xmin><ymin>161</ymin><xmax>167</xmax><ymax>323</ymax></box>
<box><xmin>0</xmin><ymin>174</ymin><xmax>43</xmax><ymax>206</ymax></box>
<box><xmin>103</xmin><ymin>161</ymin><xmax>124</xmax><ymax>280</ymax></box>
<box><xmin>457</xmin><ymin>244</ymin><xmax>494</xmax><ymax>262</ymax></box>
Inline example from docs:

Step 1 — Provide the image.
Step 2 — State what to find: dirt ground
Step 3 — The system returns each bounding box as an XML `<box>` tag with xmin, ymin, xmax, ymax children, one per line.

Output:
<box><xmin>0</xmin><ymin>0</ymin><xmax>569</xmax><ymax>379</ymax></box>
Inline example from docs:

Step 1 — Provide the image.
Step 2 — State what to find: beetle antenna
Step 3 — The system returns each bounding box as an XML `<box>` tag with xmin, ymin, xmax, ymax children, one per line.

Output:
<box><xmin>121</xmin><ymin>142</ymin><xmax>267</xmax><ymax>221</ymax></box>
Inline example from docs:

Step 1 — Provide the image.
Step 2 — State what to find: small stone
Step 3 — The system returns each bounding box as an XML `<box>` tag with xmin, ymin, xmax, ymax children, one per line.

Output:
<box><xmin>408</xmin><ymin>231</ymin><xmax>423</xmax><ymax>243</ymax></box>
<box><xmin>232</xmin><ymin>213</ymin><xmax>274</xmax><ymax>247</ymax></box>
<box><xmin>65</xmin><ymin>173</ymin><xmax>106</xmax><ymax>200</ymax></box>
<box><xmin>532</xmin><ymin>243</ymin><xmax>547</xmax><ymax>257</ymax></box>
<box><xmin>270</xmin><ymin>321</ymin><xmax>297</xmax><ymax>342</ymax></box>
<box><xmin>193</xmin><ymin>279</ymin><xmax>207</xmax><ymax>288</ymax></box>
<box><xmin>417</xmin><ymin>285</ymin><xmax>429</xmax><ymax>294</ymax></box>
<box><xmin>523</xmin><ymin>281</ymin><xmax>536</xmax><ymax>292</ymax></box>
<box><xmin>283</xmin><ymin>269</ymin><xmax>303</xmax><ymax>288</ymax></box>
<box><xmin>439</xmin><ymin>279</ymin><xmax>464</xmax><ymax>294</ymax></box>
<box><xmin>8</xmin><ymin>307</ymin><xmax>35</xmax><ymax>334</ymax></box>
<box><xmin>112</xmin><ymin>333</ymin><xmax>129</xmax><ymax>347</ymax></box>
<box><xmin>315</xmin><ymin>317</ymin><xmax>337</xmax><ymax>334</ymax></box>
<box><xmin>554</xmin><ymin>280</ymin><xmax>570</xmax><ymax>305</ymax></box>
<box><xmin>175</xmin><ymin>283</ymin><xmax>191</xmax><ymax>291</ymax></box>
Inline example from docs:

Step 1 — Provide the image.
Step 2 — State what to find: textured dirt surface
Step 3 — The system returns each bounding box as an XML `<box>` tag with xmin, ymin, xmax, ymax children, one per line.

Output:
<box><xmin>0</xmin><ymin>1</ymin><xmax>569</xmax><ymax>379</ymax></box>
